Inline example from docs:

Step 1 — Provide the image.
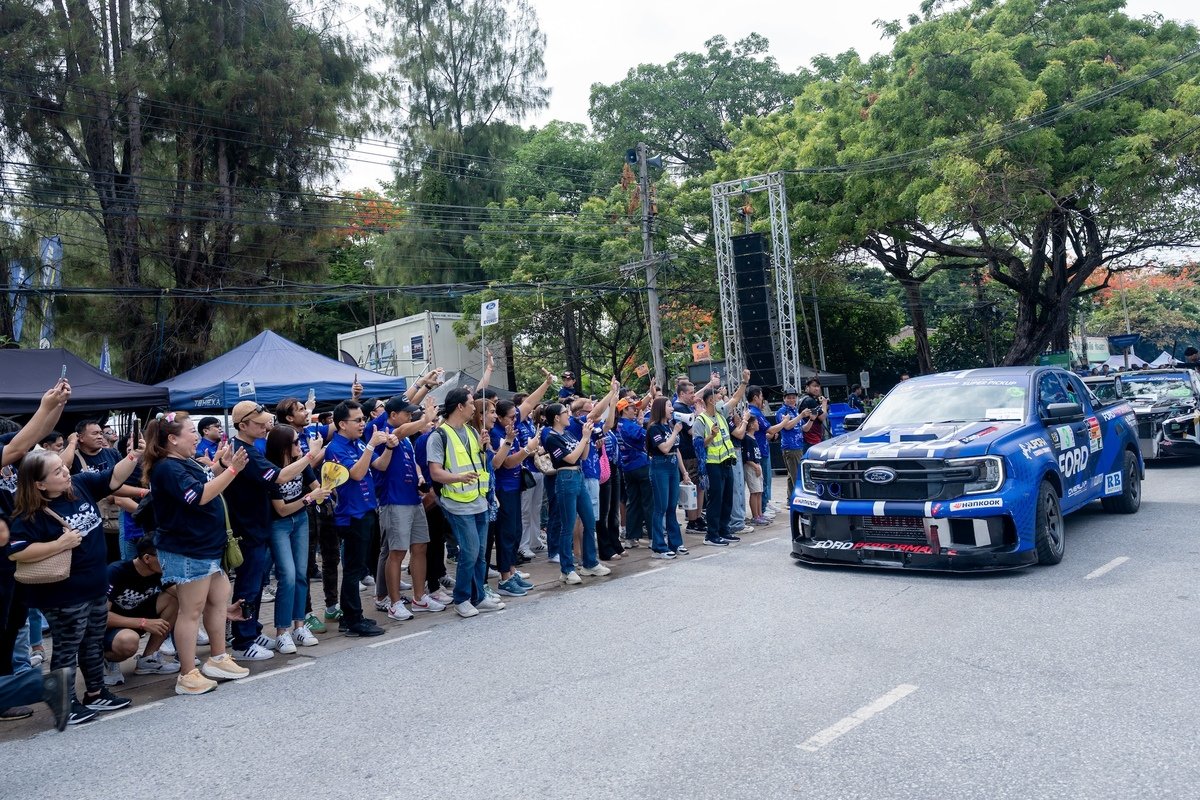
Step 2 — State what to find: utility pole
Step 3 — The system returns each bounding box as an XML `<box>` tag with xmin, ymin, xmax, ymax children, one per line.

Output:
<box><xmin>811</xmin><ymin>279</ymin><xmax>827</xmax><ymax>372</ymax></box>
<box><xmin>637</xmin><ymin>143</ymin><xmax>666</xmax><ymax>387</ymax></box>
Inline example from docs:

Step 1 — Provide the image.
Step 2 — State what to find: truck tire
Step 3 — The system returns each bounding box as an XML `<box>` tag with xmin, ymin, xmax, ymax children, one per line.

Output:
<box><xmin>1100</xmin><ymin>450</ymin><xmax>1141</xmax><ymax>514</ymax></box>
<box><xmin>1034</xmin><ymin>480</ymin><xmax>1065</xmax><ymax>565</ymax></box>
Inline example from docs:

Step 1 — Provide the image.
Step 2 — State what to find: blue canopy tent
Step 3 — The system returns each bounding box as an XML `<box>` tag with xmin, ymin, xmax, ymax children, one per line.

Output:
<box><xmin>158</xmin><ymin>330</ymin><xmax>407</xmax><ymax>410</ymax></box>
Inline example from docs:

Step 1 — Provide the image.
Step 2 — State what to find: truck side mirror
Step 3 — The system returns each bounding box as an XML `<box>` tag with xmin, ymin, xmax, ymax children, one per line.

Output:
<box><xmin>843</xmin><ymin>413</ymin><xmax>866</xmax><ymax>432</ymax></box>
<box><xmin>1044</xmin><ymin>402</ymin><xmax>1083</xmax><ymax>420</ymax></box>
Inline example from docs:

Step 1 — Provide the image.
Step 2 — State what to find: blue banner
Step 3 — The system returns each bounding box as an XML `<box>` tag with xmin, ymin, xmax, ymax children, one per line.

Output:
<box><xmin>1108</xmin><ymin>333</ymin><xmax>1141</xmax><ymax>350</ymax></box>
<box><xmin>37</xmin><ymin>236</ymin><xmax>62</xmax><ymax>348</ymax></box>
<box><xmin>100</xmin><ymin>336</ymin><xmax>112</xmax><ymax>374</ymax></box>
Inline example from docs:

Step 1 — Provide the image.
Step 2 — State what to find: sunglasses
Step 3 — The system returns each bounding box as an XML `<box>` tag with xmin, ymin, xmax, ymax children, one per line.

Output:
<box><xmin>238</xmin><ymin>404</ymin><xmax>266</xmax><ymax>424</ymax></box>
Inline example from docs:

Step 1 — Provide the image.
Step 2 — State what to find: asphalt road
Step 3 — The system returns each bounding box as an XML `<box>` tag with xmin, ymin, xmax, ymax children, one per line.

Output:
<box><xmin>4</xmin><ymin>461</ymin><xmax>1199</xmax><ymax>799</ymax></box>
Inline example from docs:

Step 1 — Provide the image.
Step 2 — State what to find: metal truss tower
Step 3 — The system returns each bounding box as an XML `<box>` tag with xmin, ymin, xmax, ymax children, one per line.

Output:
<box><xmin>710</xmin><ymin>172</ymin><xmax>800</xmax><ymax>392</ymax></box>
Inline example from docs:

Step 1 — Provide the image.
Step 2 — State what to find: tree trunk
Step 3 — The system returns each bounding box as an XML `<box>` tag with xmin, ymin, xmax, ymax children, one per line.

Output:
<box><xmin>901</xmin><ymin>279</ymin><xmax>934</xmax><ymax>375</ymax></box>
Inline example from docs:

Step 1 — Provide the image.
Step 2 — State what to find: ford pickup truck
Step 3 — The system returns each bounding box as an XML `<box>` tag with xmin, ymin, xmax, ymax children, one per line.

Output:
<box><xmin>791</xmin><ymin>367</ymin><xmax>1143</xmax><ymax>570</ymax></box>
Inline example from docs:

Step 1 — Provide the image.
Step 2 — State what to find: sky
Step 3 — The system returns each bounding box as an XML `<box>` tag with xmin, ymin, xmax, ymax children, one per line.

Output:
<box><xmin>337</xmin><ymin>0</ymin><xmax>1200</xmax><ymax>191</ymax></box>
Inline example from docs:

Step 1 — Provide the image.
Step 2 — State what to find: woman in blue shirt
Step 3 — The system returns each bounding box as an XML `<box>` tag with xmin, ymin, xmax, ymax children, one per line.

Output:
<box><xmin>645</xmin><ymin>398</ymin><xmax>692</xmax><ymax>558</ymax></box>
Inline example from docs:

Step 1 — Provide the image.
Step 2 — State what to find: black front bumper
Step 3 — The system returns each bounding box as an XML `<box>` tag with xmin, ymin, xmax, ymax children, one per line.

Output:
<box><xmin>790</xmin><ymin>511</ymin><xmax>1036</xmax><ymax>572</ymax></box>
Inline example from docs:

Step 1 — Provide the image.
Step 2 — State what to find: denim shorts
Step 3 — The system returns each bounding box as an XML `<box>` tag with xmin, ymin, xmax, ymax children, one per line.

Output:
<box><xmin>158</xmin><ymin>549</ymin><xmax>223</xmax><ymax>585</ymax></box>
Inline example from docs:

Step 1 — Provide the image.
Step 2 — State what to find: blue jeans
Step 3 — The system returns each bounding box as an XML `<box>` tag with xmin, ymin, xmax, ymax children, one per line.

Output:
<box><xmin>26</xmin><ymin>609</ymin><xmax>45</xmax><ymax>648</ymax></box>
<box><xmin>0</xmin><ymin>666</ymin><xmax>45</xmax><ymax>710</ymax></box>
<box><xmin>544</xmin><ymin>473</ymin><xmax>560</xmax><ymax>558</ymax></box>
<box><xmin>650</xmin><ymin>458</ymin><xmax>683</xmax><ymax>553</ymax></box>
<box><xmin>269</xmin><ymin>513</ymin><xmax>310</xmax><ymax>628</ymax></box>
<box><xmin>495</xmin><ymin>488</ymin><xmax>523</xmax><ymax>573</ymax></box>
<box><xmin>13</xmin><ymin>621</ymin><xmax>31</xmax><ymax>671</ymax></box>
<box><xmin>119</xmin><ymin>510</ymin><xmax>144</xmax><ymax>561</ymax></box>
<box><xmin>445</xmin><ymin>510</ymin><xmax>489</xmax><ymax>606</ymax></box>
<box><xmin>555</xmin><ymin>469</ymin><xmax>598</xmax><ymax>574</ymax></box>
<box><xmin>761</xmin><ymin>449</ymin><xmax>773</xmax><ymax>507</ymax></box>
<box><xmin>230</xmin><ymin>537</ymin><xmax>270</xmax><ymax>649</ymax></box>
<box><xmin>731</xmin><ymin>448</ymin><xmax>747</xmax><ymax>529</ymax></box>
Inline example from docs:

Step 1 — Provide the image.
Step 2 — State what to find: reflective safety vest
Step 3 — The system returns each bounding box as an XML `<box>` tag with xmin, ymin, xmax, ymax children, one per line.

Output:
<box><xmin>438</xmin><ymin>423</ymin><xmax>491</xmax><ymax>503</ymax></box>
<box><xmin>698</xmin><ymin>412</ymin><xmax>734</xmax><ymax>464</ymax></box>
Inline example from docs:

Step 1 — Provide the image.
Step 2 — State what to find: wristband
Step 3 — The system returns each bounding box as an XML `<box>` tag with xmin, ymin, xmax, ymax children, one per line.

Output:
<box><xmin>227</xmin><ymin>466</ymin><xmax>238</xmax><ymax>476</ymax></box>
<box><xmin>127</xmin><ymin>452</ymin><xmax>137</xmax><ymax>461</ymax></box>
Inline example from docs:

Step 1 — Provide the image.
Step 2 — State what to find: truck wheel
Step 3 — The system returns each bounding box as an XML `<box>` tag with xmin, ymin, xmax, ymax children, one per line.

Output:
<box><xmin>1100</xmin><ymin>450</ymin><xmax>1141</xmax><ymax>514</ymax></box>
<box><xmin>1034</xmin><ymin>481</ymin><xmax>1065</xmax><ymax>565</ymax></box>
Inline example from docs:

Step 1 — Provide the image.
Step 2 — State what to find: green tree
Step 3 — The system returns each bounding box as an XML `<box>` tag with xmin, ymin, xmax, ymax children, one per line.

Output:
<box><xmin>718</xmin><ymin>0</ymin><xmax>1200</xmax><ymax>370</ymax></box>
<box><xmin>590</xmin><ymin>34</ymin><xmax>810</xmax><ymax>178</ymax></box>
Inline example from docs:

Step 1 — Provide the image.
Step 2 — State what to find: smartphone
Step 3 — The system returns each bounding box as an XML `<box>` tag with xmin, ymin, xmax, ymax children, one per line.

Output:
<box><xmin>353</xmin><ymin>373</ymin><xmax>358</xmax><ymax>384</ymax></box>
<box><xmin>60</xmin><ymin>364</ymin><xmax>67</xmax><ymax>380</ymax></box>
<box><xmin>307</xmin><ymin>388</ymin><xmax>316</xmax><ymax>403</ymax></box>
<box><xmin>220</xmin><ymin>431</ymin><xmax>228</xmax><ymax>443</ymax></box>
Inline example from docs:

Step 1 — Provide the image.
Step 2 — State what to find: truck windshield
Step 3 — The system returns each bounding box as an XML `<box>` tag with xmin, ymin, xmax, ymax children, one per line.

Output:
<box><xmin>863</xmin><ymin>380</ymin><xmax>1028</xmax><ymax>429</ymax></box>
<box><xmin>1116</xmin><ymin>373</ymin><xmax>1192</xmax><ymax>401</ymax></box>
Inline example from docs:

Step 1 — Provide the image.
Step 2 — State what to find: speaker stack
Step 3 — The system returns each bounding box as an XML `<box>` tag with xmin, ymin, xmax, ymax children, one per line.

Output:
<box><xmin>732</xmin><ymin>232</ymin><xmax>780</xmax><ymax>392</ymax></box>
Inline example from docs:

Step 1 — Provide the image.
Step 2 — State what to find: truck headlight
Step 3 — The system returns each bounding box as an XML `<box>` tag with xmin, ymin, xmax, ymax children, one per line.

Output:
<box><xmin>946</xmin><ymin>456</ymin><xmax>1004</xmax><ymax>495</ymax></box>
<box><xmin>800</xmin><ymin>460</ymin><xmax>823</xmax><ymax>494</ymax></box>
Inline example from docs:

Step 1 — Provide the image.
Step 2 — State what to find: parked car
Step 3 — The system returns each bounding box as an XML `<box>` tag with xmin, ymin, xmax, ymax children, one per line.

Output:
<box><xmin>791</xmin><ymin>367</ymin><xmax>1143</xmax><ymax>571</ymax></box>
<box><xmin>1113</xmin><ymin>369</ymin><xmax>1200</xmax><ymax>459</ymax></box>
<box><xmin>1082</xmin><ymin>374</ymin><xmax>1119</xmax><ymax>402</ymax></box>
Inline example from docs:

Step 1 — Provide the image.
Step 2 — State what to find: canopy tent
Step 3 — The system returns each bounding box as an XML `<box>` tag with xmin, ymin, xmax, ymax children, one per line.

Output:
<box><xmin>1103</xmin><ymin>354</ymin><xmax>1150</xmax><ymax>370</ymax></box>
<box><xmin>0</xmin><ymin>348</ymin><xmax>170</xmax><ymax>415</ymax></box>
<box><xmin>158</xmin><ymin>330</ymin><xmax>407</xmax><ymax>410</ymax></box>
<box><xmin>424</xmin><ymin>370</ymin><xmax>515</xmax><ymax>406</ymax></box>
<box><xmin>1149</xmin><ymin>351</ymin><xmax>1181</xmax><ymax>367</ymax></box>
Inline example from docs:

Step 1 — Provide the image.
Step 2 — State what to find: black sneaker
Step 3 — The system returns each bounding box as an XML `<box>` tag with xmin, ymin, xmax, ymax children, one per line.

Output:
<box><xmin>83</xmin><ymin>687</ymin><xmax>132</xmax><ymax>712</ymax></box>
<box><xmin>67</xmin><ymin>701</ymin><xmax>99</xmax><ymax>725</ymax></box>
<box><xmin>343</xmin><ymin>619</ymin><xmax>385</xmax><ymax>637</ymax></box>
<box><xmin>723</xmin><ymin>533</ymin><xmax>741</xmax><ymax>542</ymax></box>
<box><xmin>42</xmin><ymin>667</ymin><xmax>73</xmax><ymax>731</ymax></box>
<box><xmin>685</xmin><ymin>522</ymin><xmax>705</xmax><ymax>534</ymax></box>
<box><xmin>703</xmin><ymin>537</ymin><xmax>729</xmax><ymax>547</ymax></box>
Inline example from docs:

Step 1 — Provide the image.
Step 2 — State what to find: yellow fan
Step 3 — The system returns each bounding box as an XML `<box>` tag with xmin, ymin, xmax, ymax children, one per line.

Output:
<box><xmin>320</xmin><ymin>461</ymin><xmax>350</xmax><ymax>491</ymax></box>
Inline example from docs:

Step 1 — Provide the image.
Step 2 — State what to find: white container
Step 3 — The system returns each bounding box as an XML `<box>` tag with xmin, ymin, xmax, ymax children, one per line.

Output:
<box><xmin>678</xmin><ymin>483</ymin><xmax>698</xmax><ymax>510</ymax></box>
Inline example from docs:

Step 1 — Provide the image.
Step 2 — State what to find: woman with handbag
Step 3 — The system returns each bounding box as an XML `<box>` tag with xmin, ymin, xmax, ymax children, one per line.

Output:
<box><xmin>142</xmin><ymin>414</ymin><xmax>251</xmax><ymax>695</ymax></box>
<box><xmin>596</xmin><ymin>426</ymin><xmax>625</xmax><ymax>561</ymax></box>
<box><xmin>7</xmin><ymin>448</ymin><xmax>141</xmax><ymax>724</ymax></box>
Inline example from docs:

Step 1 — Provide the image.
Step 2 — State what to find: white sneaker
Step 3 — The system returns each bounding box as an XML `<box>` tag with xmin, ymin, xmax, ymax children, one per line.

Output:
<box><xmin>560</xmin><ymin>571</ymin><xmax>582</xmax><ymax>585</ymax></box>
<box><xmin>455</xmin><ymin>601</ymin><xmax>479</xmax><ymax>618</ymax></box>
<box><xmin>358</xmin><ymin>581</ymin><xmax>371</xmax><ymax>592</ymax></box>
<box><xmin>236</xmin><ymin>642</ymin><xmax>275</xmax><ymax>661</ymax></box>
<box><xmin>276</xmin><ymin>631</ymin><xmax>297</xmax><ymax>655</ymax></box>
<box><xmin>254</xmin><ymin>633</ymin><xmax>277</xmax><ymax>651</ymax></box>
<box><xmin>160</xmin><ymin>634</ymin><xmax>177</xmax><ymax>657</ymax></box>
<box><xmin>579</xmin><ymin>564</ymin><xmax>612</xmax><ymax>577</ymax></box>
<box><xmin>261</xmin><ymin>584</ymin><xmax>276</xmax><ymax>602</ymax></box>
<box><xmin>515</xmin><ymin>570</ymin><xmax>531</xmax><ymax>580</ymax></box>
<box><xmin>196</xmin><ymin>625</ymin><xmax>210</xmax><ymax>646</ymax></box>
<box><xmin>651</xmin><ymin>551</ymin><xmax>677</xmax><ymax>560</ymax></box>
<box><xmin>476</xmin><ymin>596</ymin><xmax>505</xmax><ymax>612</ymax></box>
<box><xmin>487</xmin><ymin>568</ymin><xmax>500</xmax><ymax>579</ymax></box>
<box><xmin>103</xmin><ymin>660</ymin><xmax>125</xmax><ymax>686</ymax></box>
<box><xmin>519</xmin><ymin>548</ymin><xmax>536</xmax><ymax>559</ymax></box>
<box><xmin>373</xmin><ymin>597</ymin><xmax>391</xmax><ymax>612</ymax></box>
<box><xmin>411</xmin><ymin>594</ymin><xmax>446</xmax><ymax>613</ymax></box>
<box><xmin>292</xmin><ymin>627</ymin><xmax>319</xmax><ymax>647</ymax></box>
<box><xmin>399</xmin><ymin>579</ymin><xmax>412</xmax><ymax>591</ymax></box>
<box><xmin>387</xmin><ymin>601</ymin><xmax>414</xmax><ymax>621</ymax></box>
<box><xmin>135</xmin><ymin>654</ymin><xmax>180</xmax><ymax>675</ymax></box>
<box><xmin>430</xmin><ymin>589</ymin><xmax>453</xmax><ymax>605</ymax></box>
<box><xmin>361</xmin><ymin>575</ymin><xmax>375</xmax><ymax>587</ymax></box>
<box><xmin>438</xmin><ymin>576</ymin><xmax>455</xmax><ymax>590</ymax></box>
<box><xmin>547</xmin><ymin>554</ymin><xmax>560</xmax><ymax>564</ymax></box>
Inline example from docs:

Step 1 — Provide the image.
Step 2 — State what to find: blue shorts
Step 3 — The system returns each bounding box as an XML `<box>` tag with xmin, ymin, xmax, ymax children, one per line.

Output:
<box><xmin>158</xmin><ymin>549</ymin><xmax>223</xmax><ymax>585</ymax></box>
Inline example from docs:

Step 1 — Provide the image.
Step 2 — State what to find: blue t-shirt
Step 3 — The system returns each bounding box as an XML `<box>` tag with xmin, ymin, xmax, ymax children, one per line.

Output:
<box><xmin>371</xmin><ymin>424</ymin><xmax>421</xmax><ymax>506</ymax></box>
<box><xmin>777</xmin><ymin>405</ymin><xmax>805</xmax><ymax>451</ymax></box>
<box><xmin>558</xmin><ymin>386</ymin><xmax>577</xmax><ymax>400</ymax></box>
<box><xmin>223</xmin><ymin>438</ymin><xmax>279</xmax><ymax>542</ymax></box>
<box><xmin>148</xmin><ymin>458</ymin><xmax>227</xmax><ymax>560</ymax></box>
<box><xmin>7</xmin><ymin>470</ymin><xmax>112</xmax><ymax>608</ymax></box>
<box><xmin>748</xmin><ymin>406</ymin><xmax>771</xmax><ymax>457</ymax></box>
<box><xmin>568</xmin><ymin>415</ymin><xmax>602</xmax><ymax>479</ymax></box>
<box><xmin>617</xmin><ymin>417</ymin><xmax>649</xmax><ymax>471</ymax></box>
<box><xmin>326</xmin><ymin>433</ymin><xmax>378</xmax><ymax>524</ymax></box>
<box><xmin>489</xmin><ymin>424</ymin><xmax>522</xmax><ymax>493</ymax></box>
<box><xmin>196</xmin><ymin>438</ymin><xmax>219</xmax><ymax>462</ymax></box>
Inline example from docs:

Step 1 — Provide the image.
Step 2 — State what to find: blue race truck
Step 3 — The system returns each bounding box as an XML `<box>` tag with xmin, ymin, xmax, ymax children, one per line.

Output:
<box><xmin>791</xmin><ymin>367</ymin><xmax>1143</xmax><ymax>570</ymax></box>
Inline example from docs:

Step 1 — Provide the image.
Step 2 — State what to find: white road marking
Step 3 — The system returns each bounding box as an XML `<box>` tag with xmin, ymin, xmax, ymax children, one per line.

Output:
<box><xmin>367</xmin><ymin>629</ymin><xmax>432</xmax><ymax>649</ymax></box>
<box><xmin>629</xmin><ymin>567</ymin><xmax>668</xmax><ymax>578</ymax></box>
<box><xmin>98</xmin><ymin>701</ymin><xmax>163</xmax><ymax>722</ymax></box>
<box><xmin>1085</xmin><ymin>556</ymin><xmax>1129</xmax><ymax>580</ymax></box>
<box><xmin>798</xmin><ymin>684</ymin><xmax>919</xmax><ymax>752</ymax></box>
<box><xmin>232</xmin><ymin>661</ymin><xmax>315</xmax><ymax>683</ymax></box>
<box><xmin>750</xmin><ymin>537</ymin><xmax>780</xmax><ymax>547</ymax></box>
<box><xmin>692</xmin><ymin>552</ymin><xmax>725</xmax><ymax>562</ymax></box>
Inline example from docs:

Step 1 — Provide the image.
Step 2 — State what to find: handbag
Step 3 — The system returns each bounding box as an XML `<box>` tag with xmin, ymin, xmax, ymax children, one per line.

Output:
<box><xmin>520</xmin><ymin>469</ymin><xmax>537</xmax><ymax>491</ymax></box>
<box><xmin>598</xmin><ymin>442</ymin><xmax>612</xmax><ymax>484</ymax></box>
<box><xmin>220</xmin><ymin>498</ymin><xmax>244</xmax><ymax>571</ymax></box>
<box><xmin>533</xmin><ymin>451</ymin><xmax>556</xmax><ymax>475</ymax></box>
<box><xmin>14</xmin><ymin>509</ymin><xmax>75</xmax><ymax>585</ymax></box>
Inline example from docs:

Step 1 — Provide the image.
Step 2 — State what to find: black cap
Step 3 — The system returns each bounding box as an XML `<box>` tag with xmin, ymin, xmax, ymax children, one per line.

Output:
<box><xmin>562</xmin><ymin>371</ymin><xmax>575</xmax><ymax>380</ymax></box>
<box><xmin>384</xmin><ymin>396</ymin><xmax>422</xmax><ymax>417</ymax></box>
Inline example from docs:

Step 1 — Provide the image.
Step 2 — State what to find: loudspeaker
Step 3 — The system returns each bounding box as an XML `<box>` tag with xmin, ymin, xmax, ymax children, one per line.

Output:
<box><xmin>732</xmin><ymin>233</ymin><xmax>779</xmax><ymax>390</ymax></box>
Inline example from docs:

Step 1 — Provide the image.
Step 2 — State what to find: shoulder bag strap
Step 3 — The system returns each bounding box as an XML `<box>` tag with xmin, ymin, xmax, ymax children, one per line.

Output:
<box><xmin>42</xmin><ymin>507</ymin><xmax>69</xmax><ymax>527</ymax></box>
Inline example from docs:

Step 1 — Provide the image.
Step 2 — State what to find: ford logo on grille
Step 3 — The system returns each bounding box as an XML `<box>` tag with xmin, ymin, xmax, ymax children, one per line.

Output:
<box><xmin>863</xmin><ymin>467</ymin><xmax>897</xmax><ymax>485</ymax></box>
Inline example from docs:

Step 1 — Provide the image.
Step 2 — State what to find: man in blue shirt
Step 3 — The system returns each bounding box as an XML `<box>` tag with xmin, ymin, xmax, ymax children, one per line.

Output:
<box><xmin>194</xmin><ymin>417</ymin><xmax>222</xmax><ymax>466</ymax></box>
<box><xmin>775</xmin><ymin>389</ymin><xmax>814</xmax><ymax>500</ymax></box>
<box><xmin>746</xmin><ymin>387</ymin><xmax>784</xmax><ymax>514</ymax></box>
<box><xmin>616</xmin><ymin>397</ymin><xmax>651</xmax><ymax>546</ymax></box>
<box><xmin>324</xmin><ymin>401</ymin><xmax>391</xmax><ymax>637</ymax></box>
<box><xmin>559</xmin><ymin>371</ymin><xmax>579</xmax><ymax>400</ymax></box>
